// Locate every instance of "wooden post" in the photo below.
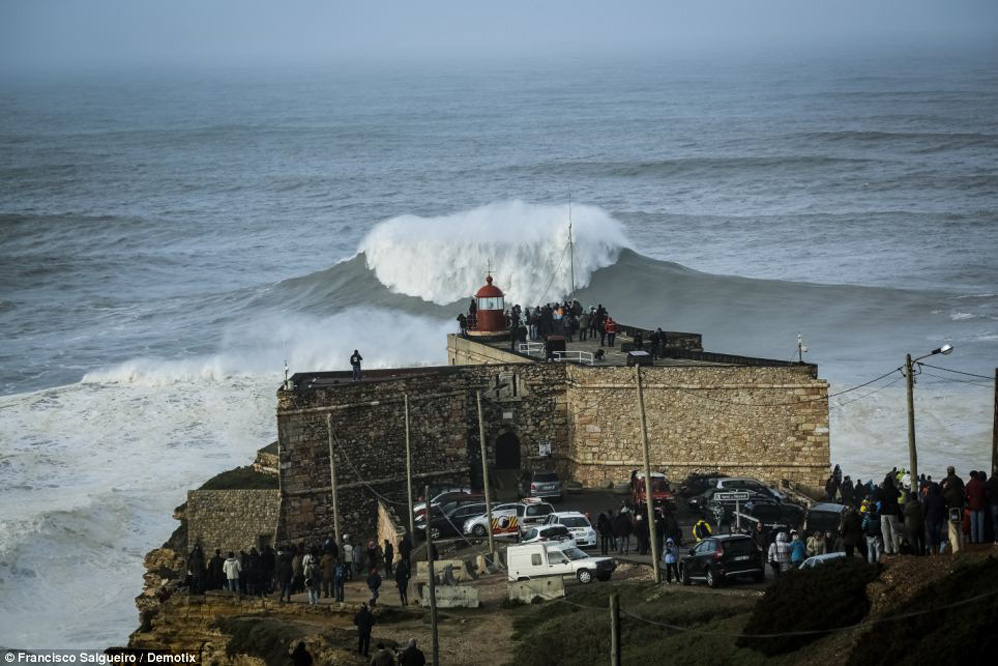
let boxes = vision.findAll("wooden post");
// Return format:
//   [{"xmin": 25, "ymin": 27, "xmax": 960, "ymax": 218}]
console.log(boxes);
[
  {"xmin": 635, "ymin": 365, "xmax": 661, "ymax": 583},
  {"xmin": 905, "ymin": 354, "xmax": 918, "ymax": 493},
  {"xmin": 405, "ymin": 394, "xmax": 415, "ymax": 540},
  {"xmin": 326, "ymin": 414, "xmax": 342, "ymax": 555},
  {"xmin": 609, "ymin": 593, "xmax": 621, "ymax": 666},
  {"xmin": 477, "ymin": 390, "xmax": 496, "ymax": 558},
  {"xmin": 425, "ymin": 484, "xmax": 440, "ymax": 666}
]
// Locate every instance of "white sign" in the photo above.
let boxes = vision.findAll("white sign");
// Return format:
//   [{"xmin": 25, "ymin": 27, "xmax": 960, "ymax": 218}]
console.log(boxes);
[{"xmin": 714, "ymin": 491, "xmax": 752, "ymax": 502}]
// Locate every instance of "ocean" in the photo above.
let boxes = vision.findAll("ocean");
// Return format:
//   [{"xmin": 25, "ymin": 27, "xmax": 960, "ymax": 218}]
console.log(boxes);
[{"xmin": 1, "ymin": 50, "xmax": 996, "ymax": 648}]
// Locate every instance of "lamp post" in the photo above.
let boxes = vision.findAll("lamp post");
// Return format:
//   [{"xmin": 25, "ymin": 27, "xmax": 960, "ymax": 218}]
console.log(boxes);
[{"xmin": 905, "ymin": 344, "xmax": 954, "ymax": 492}]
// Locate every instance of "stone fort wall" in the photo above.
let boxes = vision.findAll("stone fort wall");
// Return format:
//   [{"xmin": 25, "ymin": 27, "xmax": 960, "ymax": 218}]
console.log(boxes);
[
  {"xmin": 275, "ymin": 363, "xmax": 567, "ymax": 545},
  {"xmin": 186, "ymin": 489, "xmax": 280, "ymax": 554},
  {"xmin": 275, "ymin": 346, "xmax": 829, "ymax": 544},
  {"xmin": 564, "ymin": 364, "xmax": 829, "ymax": 493}
]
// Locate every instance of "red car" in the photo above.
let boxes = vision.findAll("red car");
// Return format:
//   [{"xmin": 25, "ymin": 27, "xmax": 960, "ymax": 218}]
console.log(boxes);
[{"xmin": 631, "ymin": 470, "xmax": 675, "ymax": 507}]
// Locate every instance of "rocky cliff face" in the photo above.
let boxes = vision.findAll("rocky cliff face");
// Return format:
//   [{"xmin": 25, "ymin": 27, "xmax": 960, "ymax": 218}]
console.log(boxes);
[{"xmin": 127, "ymin": 517, "xmax": 371, "ymax": 665}]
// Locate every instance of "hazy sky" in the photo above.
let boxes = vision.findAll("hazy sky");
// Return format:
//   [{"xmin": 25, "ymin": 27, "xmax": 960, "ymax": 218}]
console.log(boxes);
[{"xmin": 2, "ymin": 0, "xmax": 996, "ymax": 70}]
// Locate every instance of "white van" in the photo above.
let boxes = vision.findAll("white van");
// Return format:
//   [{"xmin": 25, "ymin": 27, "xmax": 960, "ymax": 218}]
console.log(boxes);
[{"xmin": 506, "ymin": 542, "xmax": 616, "ymax": 584}]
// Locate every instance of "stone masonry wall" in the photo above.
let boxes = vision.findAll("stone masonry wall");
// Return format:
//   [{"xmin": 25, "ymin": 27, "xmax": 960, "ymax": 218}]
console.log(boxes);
[
  {"xmin": 186, "ymin": 489, "xmax": 280, "ymax": 554},
  {"xmin": 565, "ymin": 364, "xmax": 830, "ymax": 493},
  {"xmin": 276, "ymin": 363, "xmax": 569, "ymax": 547}
]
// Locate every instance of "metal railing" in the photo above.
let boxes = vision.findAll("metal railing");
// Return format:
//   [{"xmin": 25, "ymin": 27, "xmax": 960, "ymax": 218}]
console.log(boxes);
[
  {"xmin": 518, "ymin": 342, "xmax": 545, "ymax": 357},
  {"xmin": 554, "ymin": 350, "xmax": 595, "ymax": 365}
]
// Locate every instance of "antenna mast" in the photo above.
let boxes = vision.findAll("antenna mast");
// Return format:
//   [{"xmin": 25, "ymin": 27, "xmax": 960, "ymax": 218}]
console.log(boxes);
[
  {"xmin": 797, "ymin": 332, "xmax": 808, "ymax": 364},
  {"xmin": 568, "ymin": 193, "xmax": 575, "ymax": 301}
]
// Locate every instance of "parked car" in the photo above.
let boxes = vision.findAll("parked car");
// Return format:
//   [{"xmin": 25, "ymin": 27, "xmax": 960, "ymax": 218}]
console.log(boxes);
[
  {"xmin": 714, "ymin": 477, "xmax": 787, "ymax": 502},
  {"xmin": 679, "ymin": 472, "xmax": 729, "ymax": 498},
  {"xmin": 543, "ymin": 511, "xmax": 597, "ymax": 548},
  {"xmin": 414, "ymin": 502, "xmax": 486, "ymax": 541},
  {"xmin": 520, "ymin": 524, "xmax": 575, "ymax": 546},
  {"xmin": 679, "ymin": 534, "xmax": 765, "ymax": 588},
  {"xmin": 413, "ymin": 490, "xmax": 482, "ymax": 516},
  {"xmin": 802, "ymin": 502, "xmax": 848, "ymax": 535},
  {"xmin": 716, "ymin": 499, "xmax": 804, "ymax": 538},
  {"xmin": 520, "ymin": 470, "xmax": 563, "ymax": 501},
  {"xmin": 506, "ymin": 542, "xmax": 616, "ymax": 584},
  {"xmin": 799, "ymin": 552, "xmax": 848, "ymax": 570},
  {"xmin": 463, "ymin": 500, "xmax": 555, "ymax": 538},
  {"xmin": 630, "ymin": 470, "xmax": 675, "ymax": 507},
  {"xmin": 688, "ymin": 486, "xmax": 776, "ymax": 516}
]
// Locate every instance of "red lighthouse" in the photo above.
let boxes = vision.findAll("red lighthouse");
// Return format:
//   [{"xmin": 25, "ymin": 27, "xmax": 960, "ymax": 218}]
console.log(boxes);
[{"xmin": 468, "ymin": 274, "xmax": 508, "ymax": 340}]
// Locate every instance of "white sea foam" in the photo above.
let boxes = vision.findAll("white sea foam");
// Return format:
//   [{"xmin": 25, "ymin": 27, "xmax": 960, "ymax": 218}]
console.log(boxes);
[
  {"xmin": 359, "ymin": 201, "xmax": 631, "ymax": 305},
  {"xmin": 0, "ymin": 308, "xmax": 451, "ymax": 648},
  {"xmin": 81, "ymin": 309, "xmax": 454, "ymax": 385}
]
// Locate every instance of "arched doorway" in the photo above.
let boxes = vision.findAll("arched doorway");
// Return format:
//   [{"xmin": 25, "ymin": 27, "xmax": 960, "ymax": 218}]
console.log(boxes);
[{"xmin": 495, "ymin": 432, "xmax": 521, "ymax": 470}]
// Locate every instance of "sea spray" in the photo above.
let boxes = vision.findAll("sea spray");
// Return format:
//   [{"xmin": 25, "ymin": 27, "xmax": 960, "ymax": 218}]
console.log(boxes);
[{"xmin": 359, "ymin": 201, "xmax": 630, "ymax": 305}]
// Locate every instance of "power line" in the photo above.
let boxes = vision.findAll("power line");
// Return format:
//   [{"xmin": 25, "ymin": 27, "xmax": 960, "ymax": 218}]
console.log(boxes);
[
  {"xmin": 918, "ymin": 371, "xmax": 993, "ymax": 388},
  {"xmin": 669, "ymin": 367, "xmax": 903, "ymax": 409},
  {"xmin": 830, "ymin": 375, "xmax": 905, "ymax": 409},
  {"xmin": 918, "ymin": 363, "xmax": 993, "ymax": 381}
]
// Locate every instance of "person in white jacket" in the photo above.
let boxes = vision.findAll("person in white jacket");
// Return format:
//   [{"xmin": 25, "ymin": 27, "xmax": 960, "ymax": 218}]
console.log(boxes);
[{"xmin": 222, "ymin": 551, "xmax": 242, "ymax": 593}]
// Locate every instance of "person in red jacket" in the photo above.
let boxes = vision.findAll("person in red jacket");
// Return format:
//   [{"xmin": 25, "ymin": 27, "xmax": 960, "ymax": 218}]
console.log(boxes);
[
  {"xmin": 965, "ymin": 470, "xmax": 987, "ymax": 543},
  {"xmin": 604, "ymin": 317, "xmax": 619, "ymax": 347}
]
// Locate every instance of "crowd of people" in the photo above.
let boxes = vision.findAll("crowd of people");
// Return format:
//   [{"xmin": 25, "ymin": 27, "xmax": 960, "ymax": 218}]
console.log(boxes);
[
  {"xmin": 187, "ymin": 533, "xmax": 415, "ymax": 607},
  {"xmin": 824, "ymin": 463, "xmax": 998, "ymax": 560},
  {"xmin": 458, "ymin": 297, "xmax": 674, "ymax": 359},
  {"xmin": 186, "ymin": 532, "xmax": 426, "ymax": 662}
]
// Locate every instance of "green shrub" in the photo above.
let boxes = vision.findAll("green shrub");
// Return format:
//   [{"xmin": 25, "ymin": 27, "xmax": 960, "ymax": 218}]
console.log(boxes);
[
  {"xmin": 847, "ymin": 556, "xmax": 998, "ymax": 666},
  {"xmin": 738, "ymin": 558, "xmax": 880, "ymax": 656}
]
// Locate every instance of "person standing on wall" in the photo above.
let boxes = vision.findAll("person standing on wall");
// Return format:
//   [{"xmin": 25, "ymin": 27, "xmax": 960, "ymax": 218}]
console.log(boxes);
[
  {"xmin": 604, "ymin": 316, "xmax": 619, "ymax": 347},
  {"xmin": 350, "ymin": 350, "xmax": 363, "ymax": 381}
]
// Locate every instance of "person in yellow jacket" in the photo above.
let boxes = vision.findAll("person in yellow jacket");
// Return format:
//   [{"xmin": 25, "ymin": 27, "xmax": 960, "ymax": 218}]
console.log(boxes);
[{"xmin": 693, "ymin": 518, "xmax": 712, "ymax": 542}]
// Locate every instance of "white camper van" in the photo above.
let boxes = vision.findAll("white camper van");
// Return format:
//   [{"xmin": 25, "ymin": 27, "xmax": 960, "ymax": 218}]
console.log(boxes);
[{"xmin": 505, "ymin": 542, "xmax": 616, "ymax": 584}]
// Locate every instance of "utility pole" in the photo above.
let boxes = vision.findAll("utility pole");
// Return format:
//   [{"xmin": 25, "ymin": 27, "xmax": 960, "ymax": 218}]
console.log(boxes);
[
  {"xmin": 992, "ymin": 368, "xmax": 997, "ymax": 477},
  {"xmin": 476, "ymin": 391, "xmax": 496, "ymax": 558},
  {"xmin": 905, "ymin": 354, "xmax": 918, "ymax": 493},
  {"xmin": 405, "ymin": 394, "xmax": 415, "ymax": 540},
  {"xmin": 634, "ymin": 365, "xmax": 661, "ymax": 583},
  {"xmin": 425, "ymin": 484, "xmax": 440, "ymax": 666},
  {"xmin": 326, "ymin": 414, "xmax": 342, "ymax": 555},
  {"xmin": 609, "ymin": 593, "xmax": 621, "ymax": 666}
]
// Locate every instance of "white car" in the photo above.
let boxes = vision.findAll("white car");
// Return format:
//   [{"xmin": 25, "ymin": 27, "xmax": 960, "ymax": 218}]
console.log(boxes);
[
  {"xmin": 506, "ymin": 542, "xmax": 616, "ymax": 584},
  {"xmin": 543, "ymin": 511, "xmax": 597, "ymax": 548},
  {"xmin": 463, "ymin": 501, "xmax": 555, "ymax": 538},
  {"xmin": 520, "ymin": 524, "xmax": 576, "ymax": 546}
]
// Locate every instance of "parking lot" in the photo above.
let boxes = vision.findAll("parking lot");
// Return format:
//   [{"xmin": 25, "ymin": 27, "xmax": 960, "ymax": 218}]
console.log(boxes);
[{"xmin": 433, "ymin": 487, "xmax": 779, "ymax": 590}]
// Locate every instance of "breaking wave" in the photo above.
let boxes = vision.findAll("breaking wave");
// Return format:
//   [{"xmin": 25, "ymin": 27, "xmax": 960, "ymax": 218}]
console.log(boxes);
[{"xmin": 359, "ymin": 201, "xmax": 630, "ymax": 305}]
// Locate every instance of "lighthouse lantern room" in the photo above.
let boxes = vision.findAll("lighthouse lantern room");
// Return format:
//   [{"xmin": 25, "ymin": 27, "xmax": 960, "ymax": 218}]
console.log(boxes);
[{"xmin": 468, "ymin": 274, "xmax": 508, "ymax": 339}]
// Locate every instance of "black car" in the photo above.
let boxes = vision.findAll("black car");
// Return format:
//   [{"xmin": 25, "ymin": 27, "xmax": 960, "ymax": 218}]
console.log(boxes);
[
  {"xmin": 415, "ymin": 502, "xmax": 486, "ymax": 541},
  {"xmin": 679, "ymin": 534, "xmax": 765, "ymax": 588},
  {"xmin": 688, "ymin": 486, "xmax": 776, "ymax": 516},
  {"xmin": 715, "ymin": 499, "xmax": 804, "ymax": 536},
  {"xmin": 802, "ymin": 502, "xmax": 848, "ymax": 535},
  {"xmin": 678, "ymin": 472, "xmax": 729, "ymax": 498}
]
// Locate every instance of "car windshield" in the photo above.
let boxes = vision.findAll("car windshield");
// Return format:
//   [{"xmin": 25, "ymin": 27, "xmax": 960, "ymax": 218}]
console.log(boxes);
[
  {"xmin": 563, "ymin": 547, "xmax": 589, "ymax": 560},
  {"xmin": 534, "ymin": 472, "xmax": 559, "ymax": 482},
  {"xmin": 561, "ymin": 517, "xmax": 589, "ymax": 527}
]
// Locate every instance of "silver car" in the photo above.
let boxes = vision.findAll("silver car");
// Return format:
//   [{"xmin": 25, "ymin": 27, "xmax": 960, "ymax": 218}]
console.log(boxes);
[{"xmin": 524, "ymin": 470, "xmax": 562, "ymax": 501}]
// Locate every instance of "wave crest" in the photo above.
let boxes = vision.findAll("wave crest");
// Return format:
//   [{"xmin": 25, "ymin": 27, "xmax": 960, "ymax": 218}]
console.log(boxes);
[{"xmin": 359, "ymin": 201, "xmax": 630, "ymax": 305}]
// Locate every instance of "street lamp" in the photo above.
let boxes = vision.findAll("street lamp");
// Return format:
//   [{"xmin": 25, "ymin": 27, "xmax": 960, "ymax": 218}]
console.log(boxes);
[{"xmin": 905, "ymin": 344, "xmax": 954, "ymax": 493}]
